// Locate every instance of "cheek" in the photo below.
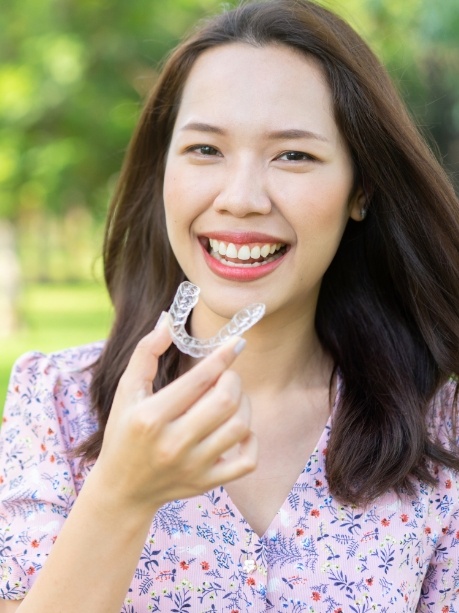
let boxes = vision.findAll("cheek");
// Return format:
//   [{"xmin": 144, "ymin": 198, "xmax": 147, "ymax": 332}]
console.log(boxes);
[
  {"xmin": 311, "ymin": 169, "xmax": 355, "ymax": 228},
  {"xmin": 163, "ymin": 163, "xmax": 209, "ymax": 260},
  {"xmin": 163, "ymin": 164, "xmax": 191, "ymax": 241},
  {"xmin": 287, "ymin": 186, "xmax": 350, "ymax": 234},
  {"xmin": 281, "ymin": 179, "xmax": 353, "ymax": 265},
  {"xmin": 163, "ymin": 161, "xmax": 213, "ymax": 223},
  {"xmin": 163, "ymin": 163, "xmax": 181, "ymax": 214},
  {"xmin": 163, "ymin": 167, "xmax": 183, "ymax": 252}
]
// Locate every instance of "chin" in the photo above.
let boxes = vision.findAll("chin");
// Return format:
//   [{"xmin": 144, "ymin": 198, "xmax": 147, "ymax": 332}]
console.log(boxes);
[
  {"xmin": 195, "ymin": 290, "xmax": 264, "ymax": 323},
  {"xmin": 203, "ymin": 298, "xmax": 249, "ymax": 323}
]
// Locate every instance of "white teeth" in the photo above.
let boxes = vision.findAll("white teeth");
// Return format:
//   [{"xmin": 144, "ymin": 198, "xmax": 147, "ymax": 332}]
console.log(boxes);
[
  {"xmin": 207, "ymin": 238, "xmax": 286, "ymax": 262},
  {"xmin": 251, "ymin": 245, "xmax": 261, "ymax": 259},
  {"xmin": 260, "ymin": 244, "xmax": 270, "ymax": 258},
  {"xmin": 238, "ymin": 245, "xmax": 251, "ymax": 260},
  {"xmin": 210, "ymin": 250, "xmax": 283, "ymax": 267},
  {"xmin": 226, "ymin": 243, "xmax": 238, "ymax": 258},
  {"xmin": 209, "ymin": 238, "xmax": 285, "ymax": 268}
]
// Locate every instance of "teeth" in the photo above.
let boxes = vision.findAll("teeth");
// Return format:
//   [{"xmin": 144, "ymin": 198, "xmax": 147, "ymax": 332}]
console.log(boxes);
[
  {"xmin": 238, "ymin": 245, "xmax": 251, "ymax": 260},
  {"xmin": 226, "ymin": 243, "xmax": 238, "ymax": 258},
  {"xmin": 260, "ymin": 244, "xmax": 270, "ymax": 258},
  {"xmin": 210, "ymin": 250, "xmax": 284, "ymax": 268},
  {"xmin": 207, "ymin": 238, "xmax": 285, "ymax": 261}
]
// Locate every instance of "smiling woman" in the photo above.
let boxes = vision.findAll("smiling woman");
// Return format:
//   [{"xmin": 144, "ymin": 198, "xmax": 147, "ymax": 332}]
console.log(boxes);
[
  {"xmin": 1, "ymin": 1, "xmax": 459, "ymax": 612},
  {"xmin": 164, "ymin": 44, "xmax": 360, "ymax": 306}
]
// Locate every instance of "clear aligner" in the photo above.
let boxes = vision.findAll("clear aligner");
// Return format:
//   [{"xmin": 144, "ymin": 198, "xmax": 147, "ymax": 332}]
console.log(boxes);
[{"xmin": 167, "ymin": 281, "xmax": 266, "ymax": 357}]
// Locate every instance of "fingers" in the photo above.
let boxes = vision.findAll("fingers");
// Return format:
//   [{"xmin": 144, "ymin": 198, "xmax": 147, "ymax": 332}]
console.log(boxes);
[
  {"xmin": 170, "ymin": 381, "xmax": 254, "ymax": 487},
  {"xmin": 177, "ymin": 370, "xmax": 243, "ymax": 444},
  {"xmin": 207, "ymin": 432, "xmax": 258, "ymax": 486},
  {"xmin": 158, "ymin": 390, "xmax": 256, "ymax": 496},
  {"xmin": 153, "ymin": 336, "xmax": 246, "ymax": 421},
  {"xmin": 193, "ymin": 390, "xmax": 252, "ymax": 458},
  {"xmin": 119, "ymin": 313, "xmax": 173, "ymax": 400},
  {"xmin": 101, "ymin": 312, "xmax": 257, "ymax": 509}
]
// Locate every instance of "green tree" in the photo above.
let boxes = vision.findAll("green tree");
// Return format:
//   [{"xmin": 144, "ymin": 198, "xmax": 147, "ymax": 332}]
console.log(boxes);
[
  {"xmin": 327, "ymin": 0, "xmax": 459, "ymax": 189},
  {"xmin": 0, "ymin": 0, "xmax": 457, "ymax": 224},
  {"xmin": 0, "ymin": 0, "xmax": 230, "ymax": 220}
]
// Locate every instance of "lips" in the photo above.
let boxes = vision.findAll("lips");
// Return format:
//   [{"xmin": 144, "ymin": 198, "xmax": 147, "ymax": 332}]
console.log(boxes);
[
  {"xmin": 209, "ymin": 238, "xmax": 286, "ymax": 264},
  {"xmin": 199, "ymin": 232, "xmax": 289, "ymax": 280}
]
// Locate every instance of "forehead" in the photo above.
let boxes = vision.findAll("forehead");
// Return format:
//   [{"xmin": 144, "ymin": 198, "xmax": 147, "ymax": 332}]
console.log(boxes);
[{"xmin": 174, "ymin": 43, "xmax": 338, "ymax": 140}]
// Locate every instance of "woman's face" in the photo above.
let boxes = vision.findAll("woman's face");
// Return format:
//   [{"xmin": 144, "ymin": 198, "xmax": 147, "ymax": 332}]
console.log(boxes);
[{"xmin": 164, "ymin": 43, "xmax": 363, "ymax": 324}]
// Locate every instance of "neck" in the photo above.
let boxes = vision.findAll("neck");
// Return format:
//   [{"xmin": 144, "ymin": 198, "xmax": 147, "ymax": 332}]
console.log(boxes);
[{"xmin": 187, "ymin": 302, "xmax": 333, "ymax": 398}]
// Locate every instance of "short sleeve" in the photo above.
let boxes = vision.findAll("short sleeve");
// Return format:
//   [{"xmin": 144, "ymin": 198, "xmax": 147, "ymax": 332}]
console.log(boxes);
[
  {"xmin": 416, "ymin": 464, "xmax": 459, "ymax": 612},
  {"xmin": 417, "ymin": 380, "xmax": 459, "ymax": 611},
  {"xmin": 0, "ymin": 347, "xmax": 100, "ymax": 600}
]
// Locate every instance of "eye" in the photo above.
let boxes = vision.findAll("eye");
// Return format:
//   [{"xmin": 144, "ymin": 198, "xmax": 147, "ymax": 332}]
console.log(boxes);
[
  {"xmin": 188, "ymin": 145, "xmax": 221, "ymax": 156},
  {"xmin": 277, "ymin": 151, "xmax": 315, "ymax": 162}
]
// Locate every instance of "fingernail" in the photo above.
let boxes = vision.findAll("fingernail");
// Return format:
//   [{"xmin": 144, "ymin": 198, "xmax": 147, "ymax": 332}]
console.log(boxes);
[
  {"xmin": 233, "ymin": 338, "xmax": 246, "ymax": 355},
  {"xmin": 154, "ymin": 311, "xmax": 169, "ymax": 330}
]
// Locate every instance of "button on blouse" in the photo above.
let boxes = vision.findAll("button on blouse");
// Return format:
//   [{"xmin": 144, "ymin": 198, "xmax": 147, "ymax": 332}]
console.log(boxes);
[{"xmin": 0, "ymin": 344, "xmax": 458, "ymax": 612}]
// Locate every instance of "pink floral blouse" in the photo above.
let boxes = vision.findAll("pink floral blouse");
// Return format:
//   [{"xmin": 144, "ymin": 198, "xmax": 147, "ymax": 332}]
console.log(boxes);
[{"xmin": 0, "ymin": 343, "xmax": 458, "ymax": 612}]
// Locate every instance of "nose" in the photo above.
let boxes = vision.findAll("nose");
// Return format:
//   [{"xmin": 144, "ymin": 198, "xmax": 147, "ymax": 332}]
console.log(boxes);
[{"xmin": 212, "ymin": 158, "xmax": 272, "ymax": 217}]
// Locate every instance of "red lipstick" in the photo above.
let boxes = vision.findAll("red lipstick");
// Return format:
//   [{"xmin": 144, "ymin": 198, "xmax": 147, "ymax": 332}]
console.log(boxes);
[
  {"xmin": 203, "ymin": 231, "xmax": 286, "ymax": 245},
  {"xmin": 200, "ymin": 240, "xmax": 288, "ymax": 282}
]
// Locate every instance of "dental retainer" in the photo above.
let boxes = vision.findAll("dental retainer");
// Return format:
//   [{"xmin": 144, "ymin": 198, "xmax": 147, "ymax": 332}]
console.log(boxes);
[{"xmin": 168, "ymin": 281, "xmax": 266, "ymax": 358}]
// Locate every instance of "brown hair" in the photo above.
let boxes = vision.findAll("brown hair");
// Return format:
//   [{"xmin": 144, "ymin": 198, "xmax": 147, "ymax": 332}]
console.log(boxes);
[{"xmin": 78, "ymin": 0, "xmax": 459, "ymax": 505}]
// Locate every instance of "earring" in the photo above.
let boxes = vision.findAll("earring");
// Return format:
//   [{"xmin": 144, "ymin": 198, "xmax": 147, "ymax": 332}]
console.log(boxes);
[{"xmin": 360, "ymin": 206, "xmax": 367, "ymax": 220}]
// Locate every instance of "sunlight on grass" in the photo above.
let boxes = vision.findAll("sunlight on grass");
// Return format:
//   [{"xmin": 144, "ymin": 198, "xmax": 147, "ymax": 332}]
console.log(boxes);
[{"xmin": 0, "ymin": 282, "xmax": 113, "ymax": 412}]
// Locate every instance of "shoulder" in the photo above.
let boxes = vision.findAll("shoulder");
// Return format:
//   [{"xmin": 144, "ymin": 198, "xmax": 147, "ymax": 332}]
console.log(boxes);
[
  {"xmin": 2, "ymin": 342, "xmax": 105, "ymax": 450},
  {"xmin": 8, "ymin": 341, "xmax": 105, "ymax": 383},
  {"xmin": 0, "ymin": 343, "xmax": 104, "ymax": 597},
  {"xmin": 426, "ymin": 377, "xmax": 458, "ymax": 449},
  {"xmin": 424, "ymin": 378, "xmax": 459, "ymax": 511},
  {"xmin": 6, "ymin": 341, "xmax": 104, "ymax": 396}
]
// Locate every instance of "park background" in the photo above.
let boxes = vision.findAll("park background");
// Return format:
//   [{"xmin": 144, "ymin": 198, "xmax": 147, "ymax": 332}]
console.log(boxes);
[{"xmin": 0, "ymin": 0, "xmax": 458, "ymax": 412}]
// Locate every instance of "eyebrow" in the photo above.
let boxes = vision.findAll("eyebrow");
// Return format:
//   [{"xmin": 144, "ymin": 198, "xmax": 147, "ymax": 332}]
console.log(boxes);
[{"xmin": 180, "ymin": 122, "xmax": 329, "ymax": 143}]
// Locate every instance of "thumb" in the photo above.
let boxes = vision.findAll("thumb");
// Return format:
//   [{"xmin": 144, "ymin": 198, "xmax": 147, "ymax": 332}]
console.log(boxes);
[{"xmin": 119, "ymin": 312, "xmax": 173, "ymax": 400}]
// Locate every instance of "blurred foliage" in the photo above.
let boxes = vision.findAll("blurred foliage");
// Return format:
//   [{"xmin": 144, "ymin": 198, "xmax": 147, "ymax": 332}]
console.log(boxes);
[
  {"xmin": 0, "ymin": 0, "xmax": 457, "ymax": 400},
  {"xmin": 330, "ymin": 0, "xmax": 459, "ymax": 186},
  {"xmin": 0, "ymin": 0, "xmax": 457, "ymax": 223},
  {"xmin": 0, "ymin": 281, "xmax": 112, "ymax": 410},
  {"xmin": 0, "ymin": 0, "xmax": 236, "ymax": 220}
]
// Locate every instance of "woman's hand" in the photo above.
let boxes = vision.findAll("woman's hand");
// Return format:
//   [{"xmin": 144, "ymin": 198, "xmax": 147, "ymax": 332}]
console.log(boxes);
[{"xmin": 88, "ymin": 314, "xmax": 257, "ymax": 514}]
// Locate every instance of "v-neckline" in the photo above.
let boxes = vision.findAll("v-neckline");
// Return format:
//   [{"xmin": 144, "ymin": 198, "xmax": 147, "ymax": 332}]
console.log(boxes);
[{"xmin": 221, "ymin": 410, "xmax": 333, "ymax": 540}]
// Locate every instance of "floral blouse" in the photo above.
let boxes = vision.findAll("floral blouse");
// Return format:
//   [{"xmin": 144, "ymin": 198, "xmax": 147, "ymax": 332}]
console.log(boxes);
[{"xmin": 0, "ymin": 343, "xmax": 458, "ymax": 613}]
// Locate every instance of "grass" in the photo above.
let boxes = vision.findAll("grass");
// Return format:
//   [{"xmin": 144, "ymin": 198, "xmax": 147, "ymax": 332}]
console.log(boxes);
[{"xmin": 0, "ymin": 282, "xmax": 113, "ymax": 415}]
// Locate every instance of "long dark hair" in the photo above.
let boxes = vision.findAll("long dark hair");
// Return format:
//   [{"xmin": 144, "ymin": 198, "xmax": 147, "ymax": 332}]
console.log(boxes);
[{"xmin": 78, "ymin": 0, "xmax": 459, "ymax": 505}]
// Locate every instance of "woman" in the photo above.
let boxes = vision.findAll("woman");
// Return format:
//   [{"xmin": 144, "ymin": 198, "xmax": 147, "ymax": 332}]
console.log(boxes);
[{"xmin": 1, "ymin": 1, "xmax": 458, "ymax": 611}]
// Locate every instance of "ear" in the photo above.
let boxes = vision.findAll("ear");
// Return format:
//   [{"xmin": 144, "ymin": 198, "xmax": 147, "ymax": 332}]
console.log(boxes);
[{"xmin": 349, "ymin": 186, "xmax": 367, "ymax": 222}]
